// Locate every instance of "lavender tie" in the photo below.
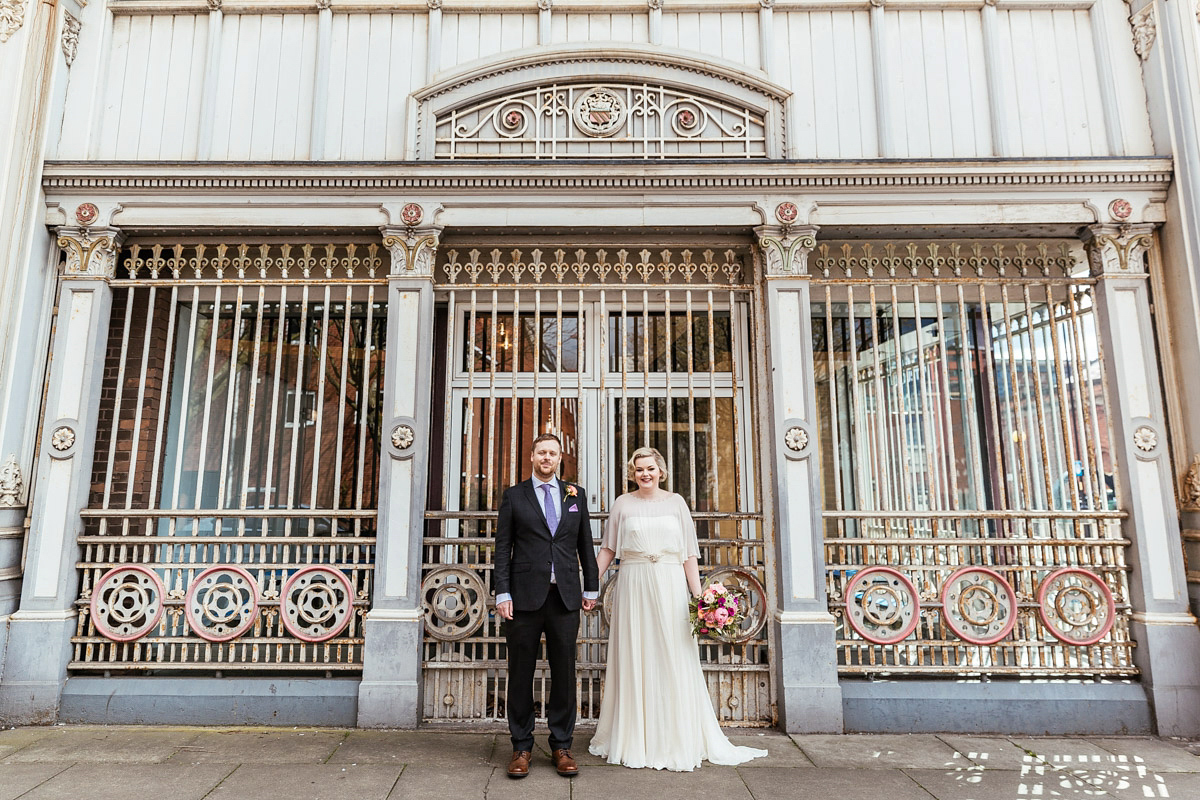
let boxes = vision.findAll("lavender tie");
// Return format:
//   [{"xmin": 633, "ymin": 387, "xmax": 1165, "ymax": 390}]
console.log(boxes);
[{"xmin": 541, "ymin": 483, "xmax": 559, "ymax": 535}]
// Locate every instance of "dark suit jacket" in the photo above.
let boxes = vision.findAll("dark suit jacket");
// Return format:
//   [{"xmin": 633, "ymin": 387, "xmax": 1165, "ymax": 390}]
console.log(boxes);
[{"xmin": 494, "ymin": 479, "xmax": 600, "ymax": 611}]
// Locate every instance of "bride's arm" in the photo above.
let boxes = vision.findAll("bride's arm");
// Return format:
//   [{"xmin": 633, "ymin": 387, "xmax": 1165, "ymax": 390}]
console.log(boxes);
[
  {"xmin": 596, "ymin": 547, "xmax": 616, "ymax": 575},
  {"xmin": 683, "ymin": 557, "xmax": 702, "ymax": 598}
]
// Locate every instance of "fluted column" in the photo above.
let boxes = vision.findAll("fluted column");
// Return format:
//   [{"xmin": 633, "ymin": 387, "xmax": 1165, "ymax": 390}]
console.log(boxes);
[
  {"xmin": 357, "ymin": 205, "xmax": 442, "ymax": 727},
  {"xmin": 755, "ymin": 204, "xmax": 842, "ymax": 733},
  {"xmin": 0, "ymin": 222, "xmax": 122, "ymax": 723},
  {"xmin": 1081, "ymin": 224, "xmax": 1200, "ymax": 736}
]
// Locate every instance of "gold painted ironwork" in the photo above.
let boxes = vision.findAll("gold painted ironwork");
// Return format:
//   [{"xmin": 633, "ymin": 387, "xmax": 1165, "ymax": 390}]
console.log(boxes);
[
  {"xmin": 71, "ymin": 242, "xmax": 385, "ymax": 672},
  {"xmin": 422, "ymin": 245, "xmax": 774, "ymax": 725},
  {"xmin": 813, "ymin": 240, "xmax": 1135, "ymax": 676}
]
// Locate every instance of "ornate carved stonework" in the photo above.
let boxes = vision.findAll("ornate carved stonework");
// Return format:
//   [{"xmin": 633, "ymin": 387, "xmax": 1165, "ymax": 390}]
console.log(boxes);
[
  {"xmin": 784, "ymin": 426, "xmax": 808, "ymax": 452},
  {"xmin": 0, "ymin": 0, "xmax": 25, "ymax": 43},
  {"xmin": 51, "ymin": 425, "xmax": 76, "ymax": 451},
  {"xmin": 1130, "ymin": 6, "xmax": 1156, "ymax": 61},
  {"xmin": 1133, "ymin": 425, "xmax": 1157, "ymax": 453},
  {"xmin": 756, "ymin": 225, "xmax": 818, "ymax": 276},
  {"xmin": 1183, "ymin": 454, "xmax": 1200, "ymax": 511},
  {"xmin": 61, "ymin": 12, "xmax": 80, "ymax": 66},
  {"xmin": 58, "ymin": 227, "xmax": 123, "ymax": 278},
  {"xmin": 316, "ymin": 0, "xmax": 331, "ymax": 9},
  {"xmin": 1081, "ymin": 225, "xmax": 1154, "ymax": 276},
  {"xmin": 392, "ymin": 424, "xmax": 415, "ymax": 450},
  {"xmin": 426, "ymin": 0, "xmax": 441, "ymax": 8},
  {"xmin": 572, "ymin": 87, "xmax": 627, "ymax": 138},
  {"xmin": 537, "ymin": 0, "xmax": 551, "ymax": 9},
  {"xmin": 206, "ymin": 0, "xmax": 222, "ymax": 9},
  {"xmin": 382, "ymin": 227, "xmax": 440, "ymax": 276},
  {"xmin": 0, "ymin": 454, "xmax": 22, "ymax": 506}
]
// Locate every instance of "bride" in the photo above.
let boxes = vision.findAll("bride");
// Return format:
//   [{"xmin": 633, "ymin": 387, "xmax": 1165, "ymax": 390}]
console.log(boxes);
[{"xmin": 588, "ymin": 446, "xmax": 768, "ymax": 771}]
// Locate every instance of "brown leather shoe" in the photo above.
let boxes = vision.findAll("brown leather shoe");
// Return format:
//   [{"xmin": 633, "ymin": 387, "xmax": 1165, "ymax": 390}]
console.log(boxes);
[
  {"xmin": 507, "ymin": 750, "xmax": 531, "ymax": 778},
  {"xmin": 552, "ymin": 748, "xmax": 579, "ymax": 777}
]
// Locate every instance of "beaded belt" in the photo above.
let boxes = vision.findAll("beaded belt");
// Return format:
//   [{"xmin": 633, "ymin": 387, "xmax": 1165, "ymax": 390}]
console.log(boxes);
[{"xmin": 620, "ymin": 551, "xmax": 683, "ymax": 565}]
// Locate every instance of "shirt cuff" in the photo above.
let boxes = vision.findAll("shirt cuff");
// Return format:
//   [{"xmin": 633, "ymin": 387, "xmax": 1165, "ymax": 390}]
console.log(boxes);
[
  {"xmin": 495, "ymin": 593, "xmax": 512, "ymax": 605},
  {"xmin": 582, "ymin": 591, "xmax": 599, "ymax": 600}
]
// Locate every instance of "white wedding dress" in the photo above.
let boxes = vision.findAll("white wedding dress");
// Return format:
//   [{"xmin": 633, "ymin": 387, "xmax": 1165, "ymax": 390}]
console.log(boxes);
[{"xmin": 589, "ymin": 492, "xmax": 768, "ymax": 771}]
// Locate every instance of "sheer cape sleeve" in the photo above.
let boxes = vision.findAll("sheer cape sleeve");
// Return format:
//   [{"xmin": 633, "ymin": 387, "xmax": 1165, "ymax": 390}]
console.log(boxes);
[
  {"xmin": 600, "ymin": 494, "xmax": 625, "ymax": 553},
  {"xmin": 675, "ymin": 494, "xmax": 701, "ymax": 560}
]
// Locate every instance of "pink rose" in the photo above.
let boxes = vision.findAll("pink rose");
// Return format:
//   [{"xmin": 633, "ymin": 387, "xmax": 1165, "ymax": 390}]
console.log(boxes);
[
  {"xmin": 714, "ymin": 607, "xmax": 730, "ymax": 626},
  {"xmin": 703, "ymin": 610, "xmax": 717, "ymax": 624},
  {"xmin": 710, "ymin": 582, "xmax": 728, "ymax": 595}
]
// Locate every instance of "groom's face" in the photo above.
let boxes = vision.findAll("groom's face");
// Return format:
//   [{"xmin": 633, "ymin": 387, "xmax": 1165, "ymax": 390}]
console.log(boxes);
[{"xmin": 530, "ymin": 439, "xmax": 562, "ymax": 482}]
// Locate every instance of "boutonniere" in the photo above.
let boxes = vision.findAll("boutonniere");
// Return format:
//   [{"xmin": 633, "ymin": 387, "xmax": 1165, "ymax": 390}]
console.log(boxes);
[{"xmin": 563, "ymin": 484, "xmax": 578, "ymax": 498}]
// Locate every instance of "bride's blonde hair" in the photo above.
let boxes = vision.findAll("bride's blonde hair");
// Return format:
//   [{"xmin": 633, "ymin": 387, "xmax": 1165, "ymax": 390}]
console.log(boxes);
[{"xmin": 626, "ymin": 447, "xmax": 668, "ymax": 483}]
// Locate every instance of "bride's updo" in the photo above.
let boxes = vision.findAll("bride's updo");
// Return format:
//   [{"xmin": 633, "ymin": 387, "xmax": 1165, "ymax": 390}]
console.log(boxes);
[{"xmin": 626, "ymin": 446, "xmax": 668, "ymax": 483}]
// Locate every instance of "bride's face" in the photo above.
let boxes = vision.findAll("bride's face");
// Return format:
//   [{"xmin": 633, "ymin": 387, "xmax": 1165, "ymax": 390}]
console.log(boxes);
[{"xmin": 633, "ymin": 457, "xmax": 662, "ymax": 489}]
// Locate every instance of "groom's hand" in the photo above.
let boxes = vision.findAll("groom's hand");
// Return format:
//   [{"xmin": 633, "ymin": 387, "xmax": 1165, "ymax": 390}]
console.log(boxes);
[
  {"xmin": 581, "ymin": 598, "xmax": 596, "ymax": 611},
  {"xmin": 497, "ymin": 600, "xmax": 514, "ymax": 620}
]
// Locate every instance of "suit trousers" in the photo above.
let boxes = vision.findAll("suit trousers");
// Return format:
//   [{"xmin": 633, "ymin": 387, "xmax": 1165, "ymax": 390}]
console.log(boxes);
[{"xmin": 505, "ymin": 586, "xmax": 579, "ymax": 751}]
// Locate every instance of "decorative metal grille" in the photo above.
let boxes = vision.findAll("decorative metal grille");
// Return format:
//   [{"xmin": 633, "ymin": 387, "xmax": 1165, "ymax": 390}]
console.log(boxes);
[
  {"xmin": 72, "ymin": 242, "xmax": 386, "ymax": 672},
  {"xmin": 434, "ymin": 82, "xmax": 768, "ymax": 160},
  {"xmin": 813, "ymin": 240, "xmax": 1135, "ymax": 676},
  {"xmin": 421, "ymin": 245, "xmax": 774, "ymax": 725}
]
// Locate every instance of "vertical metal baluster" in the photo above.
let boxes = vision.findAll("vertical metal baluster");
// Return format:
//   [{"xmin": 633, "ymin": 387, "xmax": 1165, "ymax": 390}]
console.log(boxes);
[
  {"xmin": 998, "ymin": 285, "xmax": 1032, "ymax": 509},
  {"xmin": 599, "ymin": 290, "xmax": 608, "ymax": 507},
  {"xmin": 642, "ymin": 289, "xmax": 650, "ymax": 449},
  {"xmin": 535, "ymin": 289, "xmax": 543, "ymax": 434},
  {"xmin": 355, "ymin": 286, "xmax": 377, "ymax": 519},
  {"xmin": 508, "ymin": 290, "xmax": 520, "ymax": 488},
  {"xmin": 101, "ymin": 285, "xmax": 136, "ymax": 539},
  {"xmin": 909, "ymin": 283, "xmax": 934, "ymax": 520},
  {"xmin": 331, "ymin": 288, "xmax": 353, "ymax": 514},
  {"xmin": 168, "ymin": 285, "xmax": 203, "ymax": 536},
  {"xmin": 933, "ymin": 284, "xmax": 961, "ymax": 511},
  {"xmin": 620, "ymin": 289, "xmax": 629, "ymax": 474},
  {"xmin": 824, "ymin": 285, "xmax": 843, "ymax": 512},
  {"xmin": 238, "ymin": 284, "xmax": 268, "ymax": 540},
  {"xmin": 284, "ymin": 286, "xmax": 311, "ymax": 537},
  {"xmin": 1040, "ymin": 289, "xmax": 1070, "ymax": 512},
  {"xmin": 976, "ymin": 284, "xmax": 1009, "ymax": 510},
  {"xmin": 727, "ymin": 287, "xmax": 744, "ymax": 534},
  {"xmin": 261, "ymin": 286, "xmax": 289, "ymax": 535},
  {"xmin": 845, "ymin": 287, "xmax": 866, "ymax": 511},
  {"xmin": 955, "ymin": 283, "xmax": 987, "ymax": 511},
  {"xmin": 706, "ymin": 289, "xmax": 719, "ymax": 509},
  {"xmin": 1044, "ymin": 283, "xmax": 1083, "ymax": 553},
  {"xmin": 1021, "ymin": 283, "xmax": 1055, "ymax": 509},
  {"xmin": 441, "ymin": 291, "xmax": 457, "ymax": 514},
  {"xmin": 1083, "ymin": 285, "xmax": 1122, "ymax": 508},
  {"xmin": 887, "ymin": 285, "xmax": 915, "ymax": 511},
  {"xmin": 577, "ymin": 286, "xmax": 585, "ymax": 492},
  {"xmin": 555, "ymin": 288, "xmax": 564, "ymax": 437},
  {"xmin": 486, "ymin": 293, "xmax": 499, "ymax": 508},
  {"xmin": 308, "ymin": 286, "xmax": 332, "ymax": 511},
  {"xmin": 867, "ymin": 284, "xmax": 892, "ymax": 512},
  {"xmin": 215, "ymin": 287, "xmax": 246, "ymax": 521},
  {"xmin": 685, "ymin": 290, "xmax": 697, "ymax": 509},
  {"xmin": 464, "ymin": 291, "xmax": 478, "ymax": 508},
  {"xmin": 1065, "ymin": 286, "xmax": 1100, "ymax": 510},
  {"xmin": 126, "ymin": 283, "xmax": 159, "ymax": 534},
  {"xmin": 664, "ymin": 289, "xmax": 674, "ymax": 494},
  {"xmin": 194, "ymin": 285, "xmax": 223, "ymax": 516}
]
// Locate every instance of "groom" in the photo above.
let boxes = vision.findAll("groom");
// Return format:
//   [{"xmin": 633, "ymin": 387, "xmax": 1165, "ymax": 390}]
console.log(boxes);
[{"xmin": 494, "ymin": 432, "xmax": 600, "ymax": 779}]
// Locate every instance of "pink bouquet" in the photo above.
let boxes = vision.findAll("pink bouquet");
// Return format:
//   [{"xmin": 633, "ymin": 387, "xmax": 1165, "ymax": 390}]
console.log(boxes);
[{"xmin": 688, "ymin": 581, "xmax": 747, "ymax": 639}]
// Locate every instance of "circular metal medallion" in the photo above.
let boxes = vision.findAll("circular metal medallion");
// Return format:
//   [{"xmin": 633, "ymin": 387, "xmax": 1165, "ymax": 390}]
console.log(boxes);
[
  {"xmin": 1108, "ymin": 198, "xmax": 1133, "ymax": 221},
  {"xmin": 573, "ymin": 87, "xmax": 627, "ymax": 138},
  {"xmin": 701, "ymin": 567, "xmax": 768, "ymax": 644},
  {"xmin": 90, "ymin": 565, "xmax": 166, "ymax": 642},
  {"xmin": 420, "ymin": 567, "xmax": 488, "ymax": 641},
  {"xmin": 844, "ymin": 566, "xmax": 921, "ymax": 644},
  {"xmin": 1038, "ymin": 567, "xmax": 1116, "ymax": 646},
  {"xmin": 776, "ymin": 202, "xmax": 799, "ymax": 225},
  {"xmin": 400, "ymin": 203, "xmax": 423, "ymax": 226},
  {"xmin": 185, "ymin": 565, "xmax": 260, "ymax": 642},
  {"xmin": 75, "ymin": 203, "xmax": 99, "ymax": 226},
  {"xmin": 280, "ymin": 566, "xmax": 356, "ymax": 643},
  {"xmin": 940, "ymin": 567, "xmax": 1017, "ymax": 645}
]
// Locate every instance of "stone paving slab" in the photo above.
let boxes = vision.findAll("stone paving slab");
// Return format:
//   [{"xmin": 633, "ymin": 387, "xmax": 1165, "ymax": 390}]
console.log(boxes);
[
  {"xmin": 0, "ymin": 764, "xmax": 71, "ymax": 800},
  {"xmin": 1007, "ymin": 737, "xmax": 1118, "ymax": 768},
  {"xmin": 1, "ymin": 727, "xmax": 200, "ymax": 764},
  {"xmin": 903, "ymin": 766, "xmax": 1123, "ymax": 799},
  {"xmin": 1091, "ymin": 736, "xmax": 1200, "ymax": 772},
  {"xmin": 167, "ymin": 729, "xmax": 346, "ymax": 764},
  {"xmin": 390, "ymin": 764, "xmax": 496, "ymax": 800},
  {"xmin": 934, "ymin": 735, "xmax": 1047, "ymax": 771},
  {"xmin": 791, "ymin": 733, "xmax": 969, "ymax": 770},
  {"xmin": 204, "ymin": 764, "xmax": 403, "ymax": 800},
  {"xmin": 1096, "ymin": 770, "xmax": 1200, "ymax": 800},
  {"xmin": 486, "ymin": 763, "xmax": 575, "ymax": 800},
  {"xmin": 18, "ymin": 763, "xmax": 233, "ymax": 800},
  {"xmin": 0, "ymin": 728, "xmax": 53, "ymax": 760},
  {"xmin": 571, "ymin": 763, "xmax": 753, "ymax": 800},
  {"xmin": 330, "ymin": 730, "xmax": 496, "ymax": 767},
  {"xmin": 739, "ymin": 766, "xmax": 935, "ymax": 800}
]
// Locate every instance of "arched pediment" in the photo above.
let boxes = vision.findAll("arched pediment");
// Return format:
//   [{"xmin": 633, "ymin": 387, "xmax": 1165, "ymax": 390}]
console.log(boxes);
[{"xmin": 412, "ymin": 45, "xmax": 791, "ymax": 160}]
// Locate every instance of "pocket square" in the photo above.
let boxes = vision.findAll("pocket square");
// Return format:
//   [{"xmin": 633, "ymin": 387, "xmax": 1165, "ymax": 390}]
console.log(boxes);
[{"xmin": 568, "ymin": 504, "xmax": 579, "ymax": 513}]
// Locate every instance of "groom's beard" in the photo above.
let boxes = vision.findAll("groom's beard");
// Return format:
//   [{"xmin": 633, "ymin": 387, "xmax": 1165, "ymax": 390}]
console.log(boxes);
[{"xmin": 532, "ymin": 464, "xmax": 558, "ymax": 482}]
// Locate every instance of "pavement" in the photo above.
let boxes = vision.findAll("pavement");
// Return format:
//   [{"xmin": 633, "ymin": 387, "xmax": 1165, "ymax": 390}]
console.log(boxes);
[{"xmin": 1, "ymin": 725, "xmax": 1199, "ymax": 800}]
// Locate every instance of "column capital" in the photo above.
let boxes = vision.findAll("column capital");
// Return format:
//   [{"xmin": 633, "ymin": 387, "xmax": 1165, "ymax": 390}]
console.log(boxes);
[
  {"xmin": 55, "ymin": 226, "xmax": 124, "ymax": 280},
  {"xmin": 1079, "ymin": 223, "xmax": 1155, "ymax": 277},
  {"xmin": 381, "ymin": 224, "xmax": 442, "ymax": 278},
  {"xmin": 754, "ymin": 224, "xmax": 818, "ymax": 277}
]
